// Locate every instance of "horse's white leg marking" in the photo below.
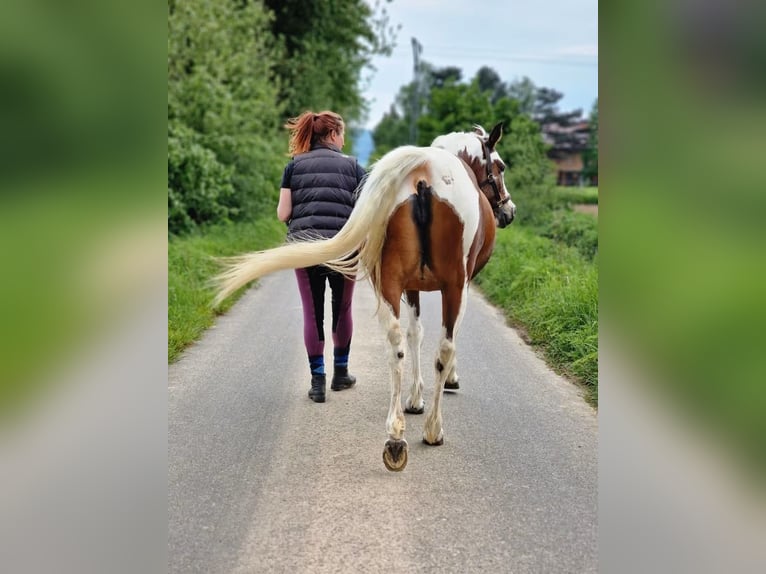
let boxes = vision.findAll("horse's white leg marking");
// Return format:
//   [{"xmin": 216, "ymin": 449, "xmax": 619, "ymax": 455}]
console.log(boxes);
[
  {"xmin": 446, "ymin": 288, "xmax": 468, "ymax": 387},
  {"xmin": 380, "ymin": 301, "xmax": 406, "ymax": 440},
  {"xmin": 404, "ymin": 300, "xmax": 425, "ymax": 413},
  {"xmin": 446, "ymin": 360, "xmax": 459, "ymax": 386},
  {"xmin": 423, "ymin": 286, "xmax": 467, "ymax": 444},
  {"xmin": 423, "ymin": 332, "xmax": 454, "ymax": 444}
]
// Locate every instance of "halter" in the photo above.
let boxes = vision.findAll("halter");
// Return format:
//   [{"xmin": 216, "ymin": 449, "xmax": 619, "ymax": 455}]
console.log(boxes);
[{"xmin": 478, "ymin": 139, "xmax": 512, "ymax": 209}]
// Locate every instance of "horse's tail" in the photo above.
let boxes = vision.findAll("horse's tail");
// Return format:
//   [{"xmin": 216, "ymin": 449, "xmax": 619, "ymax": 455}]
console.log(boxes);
[
  {"xmin": 213, "ymin": 145, "xmax": 429, "ymax": 307},
  {"xmin": 212, "ymin": 232, "xmax": 358, "ymax": 308}
]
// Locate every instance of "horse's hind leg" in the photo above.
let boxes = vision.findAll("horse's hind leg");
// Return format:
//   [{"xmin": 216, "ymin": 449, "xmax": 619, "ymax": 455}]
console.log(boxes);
[
  {"xmin": 440, "ymin": 298, "xmax": 460, "ymax": 390},
  {"xmin": 404, "ymin": 290, "xmax": 425, "ymax": 414},
  {"xmin": 379, "ymin": 288, "xmax": 408, "ymax": 471},
  {"xmin": 423, "ymin": 284, "xmax": 467, "ymax": 445}
]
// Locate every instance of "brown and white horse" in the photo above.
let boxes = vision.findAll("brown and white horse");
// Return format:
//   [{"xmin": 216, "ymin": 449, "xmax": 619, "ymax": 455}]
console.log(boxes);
[{"xmin": 214, "ymin": 123, "xmax": 515, "ymax": 471}]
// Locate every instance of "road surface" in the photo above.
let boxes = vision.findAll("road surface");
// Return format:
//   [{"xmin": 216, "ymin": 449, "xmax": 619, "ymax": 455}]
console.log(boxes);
[{"xmin": 169, "ymin": 270, "xmax": 597, "ymax": 573}]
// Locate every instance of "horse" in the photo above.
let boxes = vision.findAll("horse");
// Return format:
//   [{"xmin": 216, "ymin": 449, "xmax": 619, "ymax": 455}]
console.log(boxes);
[{"xmin": 214, "ymin": 122, "xmax": 516, "ymax": 471}]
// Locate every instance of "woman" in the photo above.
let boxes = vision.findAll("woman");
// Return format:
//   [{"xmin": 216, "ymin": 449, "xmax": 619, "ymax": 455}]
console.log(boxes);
[{"xmin": 278, "ymin": 110, "xmax": 367, "ymax": 403}]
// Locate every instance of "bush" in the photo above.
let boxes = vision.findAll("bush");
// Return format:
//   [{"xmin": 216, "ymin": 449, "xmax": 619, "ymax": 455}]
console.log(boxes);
[
  {"xmin": 509, "ymin": 183, "xmax": 558, "ymax": 230},
  {"xmin": 542, "ymin": 210, "xmax": 599, "ymax": 259},
  {"xmin": 167, "ymin": 122, "xmax": 235, "ymax": 235},
  {"xmin": 168, "ymin": 0, "xmax": 284, "ymax": 234}
]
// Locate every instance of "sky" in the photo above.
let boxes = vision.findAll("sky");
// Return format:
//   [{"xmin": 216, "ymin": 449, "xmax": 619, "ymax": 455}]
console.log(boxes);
[{"xmin": 360, "ymin": 0, "xmax": 598, "ymax": 129}]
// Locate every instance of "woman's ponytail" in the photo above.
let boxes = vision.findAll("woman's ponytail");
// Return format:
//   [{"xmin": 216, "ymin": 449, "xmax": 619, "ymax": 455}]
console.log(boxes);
[{"xmin": 285, "ymin": 110, "xmax": 344, "ymax": 155}]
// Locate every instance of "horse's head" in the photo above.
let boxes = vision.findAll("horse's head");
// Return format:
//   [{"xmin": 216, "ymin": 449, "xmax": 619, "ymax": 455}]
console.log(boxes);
[
  {"xmin": 432, "ymin": 123, "xmax": 516, "ymax": 228},
  {"xmin": 470, "ymin": 123, "xmax": 516, "ymax": 228}
]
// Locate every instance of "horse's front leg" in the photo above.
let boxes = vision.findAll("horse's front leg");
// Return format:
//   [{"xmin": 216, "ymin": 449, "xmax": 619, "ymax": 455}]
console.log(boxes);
[
  {"xmin": 379, "ymin": 294, "xmax": 408, "ymax": 471},
  {"xmin": 404, "ymin": 290, "xmax": 425, "ymax": 414},
  {"xmin": 423, "ymin": 285, "xmax": 466, "ymax": 445}
]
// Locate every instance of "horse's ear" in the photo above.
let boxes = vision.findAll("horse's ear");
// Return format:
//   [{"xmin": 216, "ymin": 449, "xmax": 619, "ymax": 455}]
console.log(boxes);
[{"xmin": 487, "ymin": 122, "xmax": 503, "ymax": 149}]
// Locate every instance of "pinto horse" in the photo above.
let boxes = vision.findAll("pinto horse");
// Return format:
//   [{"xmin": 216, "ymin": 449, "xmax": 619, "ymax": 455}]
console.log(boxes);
[{"xmin": 214, "ymin": 123, "xmax": 516, "ymax": 471}]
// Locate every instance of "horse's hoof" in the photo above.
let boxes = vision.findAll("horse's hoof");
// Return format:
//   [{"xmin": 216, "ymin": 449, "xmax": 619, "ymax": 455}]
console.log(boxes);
[
  {"xmin": 444, "ymin": 379, "xmax": 459, "ymax": 390},
  {"xmin": 404, "ymin": 401, "xmax": 425, "ymax": 414},
  {"xmin": 422, "ymin": 434, "xmax": 444, "ymax": 446},
  {"xmin": 383, "ymin": 439, "xmax": 408, "ymax": 472}
]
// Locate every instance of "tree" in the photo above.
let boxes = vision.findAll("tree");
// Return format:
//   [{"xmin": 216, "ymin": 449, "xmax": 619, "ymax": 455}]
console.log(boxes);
[
  {"xmin": 508, "ymin": 78, "xmax": 585, "ymax": 154},
  {"xmin": 263, "ymin": 0, "xmax": 397, "ymax": 123},
  {"xmin": 371, "ymin": 104, "xmax": 410, "ymax": 158},
  {"xmin": 429, "ymin": 65, "xmax": 463, "ymax": 89},
  {"xmin": 476, "ymin": 66, "xmax": 507, "ymax": 103},
  {"xmin": 507, "ymin": 77, "xmax": 537, "ymax": 116},
  {"xmin": 167, "ymin": 0, "xmax": 395, "ymax": 234},
  {"xmin": 371, "ymin": 64, "xmax": 472, "ymax": 157},
  {"xmin": 417, "ymin": 80, "xmax": 493, "ymax": 145},
  {"xmin": 168, "ymin": 0, "xmax": 285, "ymax": 233},
  {"xmin": 582, "ymin": 98, "xmax": 599, "ymax": 183},
  {"xmin": 532, "ymin": 87, "xmax": 582, "ymax": 126},
  {"xmin": 507, "ymin": 77, "xmax": 583, "ymax": 127}
]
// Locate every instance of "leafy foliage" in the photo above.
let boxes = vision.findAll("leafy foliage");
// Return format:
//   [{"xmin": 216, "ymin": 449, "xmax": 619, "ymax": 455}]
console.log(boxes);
[
  {"xmin": 417, "ymin": 81, "xmax": 492, "ymax": 143},
  {"xmin": 369, "ymin": 104, "xmax": 410, "ymax": 158},
  {"xmin": 529, "ymin": 85, "xmax": 583, "ymax": 125},
  {"xmin": 542, "ymin": 210, "xmax": 599, "ymax": 260},
  {"xmin": 263, "ymin": 0, "xmax": 397, "ymax": 123},
  {"xmin": 167, "ymin": 0, "xmax": 394, "ymax": 235},
  {"xmin": 506, "ymin": 76, "xmax": 537, "ymax": 116},
  {"xmin": 168, "ymin": 0, "xmax": 284, "ymax": 234},
  {"xmin": 167, "ymin": 121, "xmax": 234, "ymax": 234}
]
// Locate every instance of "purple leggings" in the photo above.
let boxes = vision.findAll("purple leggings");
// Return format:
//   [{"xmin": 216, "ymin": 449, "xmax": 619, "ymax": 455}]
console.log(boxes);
[{"xmin": 294, "ymin": 266, "xmax": 355, "ymax": 358}]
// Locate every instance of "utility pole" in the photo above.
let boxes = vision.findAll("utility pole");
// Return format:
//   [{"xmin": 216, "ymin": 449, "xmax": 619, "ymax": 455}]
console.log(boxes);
[{"xmin": 410, "ymin": 37, "xmax": 423, "ymax": 145}]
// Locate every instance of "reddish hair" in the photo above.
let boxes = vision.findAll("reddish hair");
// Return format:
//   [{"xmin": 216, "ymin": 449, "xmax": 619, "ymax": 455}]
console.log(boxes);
[{"xmin": 284, "ymin": 110, "xmax": 345, "ymax": 155}]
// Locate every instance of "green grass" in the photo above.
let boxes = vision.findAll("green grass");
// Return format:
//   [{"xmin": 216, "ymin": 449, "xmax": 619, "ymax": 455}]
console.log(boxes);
[
  {"xmin": 168, "ymin": 219, "xmax": 285, "ymax": 362},
  {"xmin": 542, "ymin": 210, "xmax": 599, "ymax": 260},
  {"xmin": 555, "ymin": 186, "xmax": 599, "ymax": 205},
  {"xmin": 474, "ymin": 225, "xmax": 598, "ymax": 405}
]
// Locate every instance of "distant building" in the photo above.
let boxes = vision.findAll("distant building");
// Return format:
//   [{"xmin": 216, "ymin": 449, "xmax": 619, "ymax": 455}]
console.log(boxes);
[{"xmin": 542, "ymin": 120, "xmax": 596, "ymax": 186}]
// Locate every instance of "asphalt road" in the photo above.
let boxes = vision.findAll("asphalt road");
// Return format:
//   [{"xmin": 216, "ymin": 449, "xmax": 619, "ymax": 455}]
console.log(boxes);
[{"xmin": 168, "ymin": 270, "xmax": 597, "ymax": 573}]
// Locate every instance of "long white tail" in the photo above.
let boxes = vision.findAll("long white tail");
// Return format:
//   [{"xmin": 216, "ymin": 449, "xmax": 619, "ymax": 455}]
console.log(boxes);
[{"xmin": 213, "ymin": 146, "xmax": 430, "ymax": 307}]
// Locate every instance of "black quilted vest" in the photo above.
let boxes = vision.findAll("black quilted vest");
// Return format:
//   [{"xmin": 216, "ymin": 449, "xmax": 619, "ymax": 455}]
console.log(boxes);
[{"xmin": 287, "ymin": 146, "xmax": 361, "ymax": 241}]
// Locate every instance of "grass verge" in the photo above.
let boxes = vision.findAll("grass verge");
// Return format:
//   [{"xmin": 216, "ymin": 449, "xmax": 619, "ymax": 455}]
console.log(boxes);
[
  {"xmin": 474, "ymin": 225, "xmax": 598, "ymax": 405},
  {"xmin": 168, "ymin": 219, "xmax": 285, "ymax": 362}
]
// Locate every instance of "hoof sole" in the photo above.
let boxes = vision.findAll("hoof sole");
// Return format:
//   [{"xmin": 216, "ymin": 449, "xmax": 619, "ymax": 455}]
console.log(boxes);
[
  {"xmin": 404, "ymin": 405, "xmax": 425, "ymax": 414},
  {"xmin": 383, "ymin": 439, "xmax": 409, "ymax": 472}
]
